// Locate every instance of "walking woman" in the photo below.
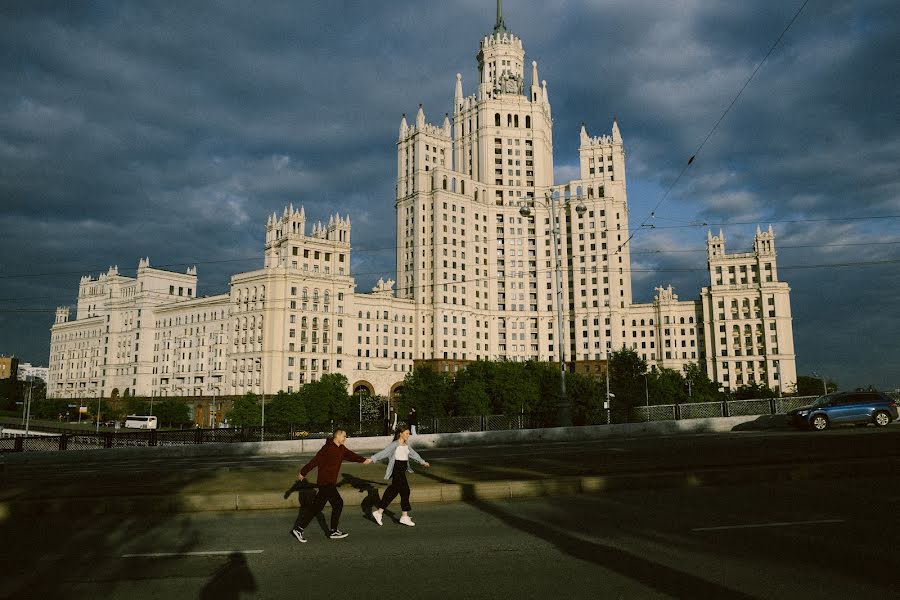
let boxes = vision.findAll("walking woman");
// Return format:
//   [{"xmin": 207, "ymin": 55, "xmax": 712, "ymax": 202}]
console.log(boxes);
[{"xmin": 369, "ymin": 425, "xmax": 430, "ymax": 526}]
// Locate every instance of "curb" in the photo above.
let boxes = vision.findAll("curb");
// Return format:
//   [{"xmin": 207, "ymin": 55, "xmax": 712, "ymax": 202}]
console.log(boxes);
[{"xmin": 3, "ymin": 456, "xmax": 896, "ymax": 518}]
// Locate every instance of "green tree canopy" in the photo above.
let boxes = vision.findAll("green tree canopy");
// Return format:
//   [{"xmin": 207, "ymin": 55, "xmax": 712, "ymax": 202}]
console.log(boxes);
[
  {"xmin": 608, "ymin": 347, "xmax": 648, "ymax": 409},
  {"xmin": 682, "ymin": 362, "xmax": 722, "ymax": 403},
  {"xmin": 300, "ymin": 373, "xmax": 352, "ymax": 426},
  {"xmin": 647, "ymin": 367, "xmax": 688, "ymax": 405},
  {"xmin": 153, "ymin": 399, "xmax": 191, "ymax": 427},
  {"xmin": 794, "ymin": 375, "xmax": 837, "ymax": 396},
  {"xmin": 394, "ymin": 366, "xmax": 452, "ymax": 420},
  {"xmin": 265, "ymin": 391, "xmax": 307, "ymax": 428},
  {"xmin": 227, "ymin": 393, "xmax": 261, "ymax": 427}
]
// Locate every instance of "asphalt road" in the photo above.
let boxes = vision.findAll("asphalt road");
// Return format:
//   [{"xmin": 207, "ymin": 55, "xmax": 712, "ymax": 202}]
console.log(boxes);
[
  {"xmin": 3, "ymin": 427, "xmax": 899, "ymax": 503},
  {"xmin": 1, "ymin": 476, "xmax": 897, "ymax": 599}
]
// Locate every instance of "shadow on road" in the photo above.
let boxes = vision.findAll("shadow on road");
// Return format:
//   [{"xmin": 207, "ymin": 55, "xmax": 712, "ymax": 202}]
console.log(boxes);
[
  {"xmin": 0, "ymin": 451, "xmax": 261, "ymax": 598},
  {"xmin": 415, "ymin": 469, "xmax": 756, "ymax": 599},
  {"xmin": 198, "ymin": 552, "xmax": 257, "ymax": 600}
]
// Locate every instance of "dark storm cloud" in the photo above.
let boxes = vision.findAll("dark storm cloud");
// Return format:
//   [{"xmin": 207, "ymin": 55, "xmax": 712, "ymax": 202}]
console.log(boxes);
[{"xmin": 1, "ymin": 0, "xmax": 898, "ymax": 389}]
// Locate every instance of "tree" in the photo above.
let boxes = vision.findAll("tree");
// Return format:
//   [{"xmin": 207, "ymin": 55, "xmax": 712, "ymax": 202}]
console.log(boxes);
[
  {"xmin": 794, "ymin": 375, "xmax": 837, "ymax": 396},
  {"xmin": 364, "ymin": 394, "xmax": 387, "ymax": 422},
  {"xmin": 451, "ymin": 363, "xmax": 492, "ymax": 415},
  {"xmin": 266, "ymin": 391, "xmax": 307, "ymax": 428},
  {"xmin": 124, "ymin": 396, "xmax": 151, "ymax": 416},
  {"xmin": 394, "ymin": 366, "xmax": 452, "ymax": 420},
  {"xmin": 648, "ymin": 367, "xmax": 689, "ymax": 405},
  {"xmin": 300, "ymin": 373, "xmax": 352, "ymax": 426},
  {"xmin": 682, "ymin": 362, "xmax": 722, "ymax": 403},
  {"xmin": 608, "ymin": 347, "xmax": 648, "ymax": 409},
  {"xmin": 732, "ymin": 382, "xmax": 777, "ymax": 400},
  {"xmin": 154, "ymin": 399, "xmax": 191, "ymax": 427},
  {"xmin": 488, "ymin": 361, "xmax": 540, "ymax": 415},
  {"xmin": 227, "ymin": 393, "xmax": 261, "ymax": 427}
]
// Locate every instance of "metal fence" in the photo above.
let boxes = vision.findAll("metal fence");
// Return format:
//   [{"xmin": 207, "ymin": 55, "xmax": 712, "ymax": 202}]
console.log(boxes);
[{"xmin": 3, "ymin": 392, "xmax": 898, "ymax": 454}]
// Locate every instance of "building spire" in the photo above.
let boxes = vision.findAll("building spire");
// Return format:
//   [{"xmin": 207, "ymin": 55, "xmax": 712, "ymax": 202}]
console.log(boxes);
[{"xmin": 494, "ymin": 0, "xmax": 507, "ymax": 34}]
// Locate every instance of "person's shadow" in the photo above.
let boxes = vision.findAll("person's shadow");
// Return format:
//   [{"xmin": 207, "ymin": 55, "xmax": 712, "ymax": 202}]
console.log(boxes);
[
  {"xmin": 339, "ymin": 473, "xmax": 397, "ymax": 523},
  {"xmin": 198, "ymin": 552, "xmax": 257, "ymax": 599},
  {"xmin": 283, "ymin": 479, "xmax": 329, "ymax": 535}
]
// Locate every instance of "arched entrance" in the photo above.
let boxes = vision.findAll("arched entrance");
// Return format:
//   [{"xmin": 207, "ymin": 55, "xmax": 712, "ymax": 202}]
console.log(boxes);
[{"xmin": 351, "ymin": 381, "xmax": 374, "ymax": 396}]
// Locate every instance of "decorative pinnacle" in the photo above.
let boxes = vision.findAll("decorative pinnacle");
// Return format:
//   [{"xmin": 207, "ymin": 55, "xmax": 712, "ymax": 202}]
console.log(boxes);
[{"xmin": 494, "ymin": 0, "xmax": 507, "ymax": 34}]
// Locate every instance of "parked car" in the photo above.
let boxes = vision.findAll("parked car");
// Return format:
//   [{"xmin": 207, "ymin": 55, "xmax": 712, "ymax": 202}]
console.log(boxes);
[{"xmin": 787, "ymin": 391, "xmax": 898, "ymax": 431}]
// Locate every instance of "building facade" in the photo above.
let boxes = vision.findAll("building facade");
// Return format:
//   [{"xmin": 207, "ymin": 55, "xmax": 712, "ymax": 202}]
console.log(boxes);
[{"xmin": 48, "ymin": 5, "xmax": 797, "ymax": 400}]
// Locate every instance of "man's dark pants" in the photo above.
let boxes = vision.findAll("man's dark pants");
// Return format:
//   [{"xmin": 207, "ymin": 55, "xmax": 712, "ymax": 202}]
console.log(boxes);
[{"xmin": 294, "ymin": 484, "xmax": 343, "ymax": 531}]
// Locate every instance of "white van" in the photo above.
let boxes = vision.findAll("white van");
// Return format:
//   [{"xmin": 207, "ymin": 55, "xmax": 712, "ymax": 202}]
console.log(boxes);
[{"xmin": 124, "ymin": 415, "xmax": 158, "ymax": 430}]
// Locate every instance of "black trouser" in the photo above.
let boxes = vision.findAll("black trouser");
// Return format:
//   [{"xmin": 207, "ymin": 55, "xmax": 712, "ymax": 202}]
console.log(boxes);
[
  {"xmin": 295, "ymin": 484, "xmax": 343, "ymax": 531},
  {"xmin": 379, "ymin": 460, "xmax": 411, "ymax": 512}
]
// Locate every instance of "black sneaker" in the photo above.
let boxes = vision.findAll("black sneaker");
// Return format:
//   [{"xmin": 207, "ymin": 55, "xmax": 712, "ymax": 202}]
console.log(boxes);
[
  {"xmin": 329, "ymin": 529, "xmax": 349, "ymax": 539},
  {"xmin": 291, "ymin": 527, "xmax": 307, "ymax": 543}
]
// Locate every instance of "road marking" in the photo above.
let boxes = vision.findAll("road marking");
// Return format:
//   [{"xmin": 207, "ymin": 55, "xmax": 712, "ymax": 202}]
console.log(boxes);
[
  {"xmin": 121, "ymin": 550, "xmax": 264, "ymax": 558},
  {"xmin": 692, "ymin": 519, "xmax": 844, "ymax": 532}
]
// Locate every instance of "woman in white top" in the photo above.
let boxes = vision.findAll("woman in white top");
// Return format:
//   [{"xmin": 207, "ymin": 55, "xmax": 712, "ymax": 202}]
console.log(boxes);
[{"xmin": 369, "ymin": 425, "xmax": 430, "ymax": 526}]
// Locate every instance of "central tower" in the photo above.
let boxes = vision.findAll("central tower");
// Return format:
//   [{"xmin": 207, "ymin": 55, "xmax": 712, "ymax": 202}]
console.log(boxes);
[{"xmin": 395, "ymin": 2, "xmax": 630, "ymax": 368}]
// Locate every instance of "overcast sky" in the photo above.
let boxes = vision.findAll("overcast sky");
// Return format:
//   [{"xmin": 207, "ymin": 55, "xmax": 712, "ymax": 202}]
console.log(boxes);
[{"xmin": 1, "ymin": 1, "xmax": 898, "ymax": 390}]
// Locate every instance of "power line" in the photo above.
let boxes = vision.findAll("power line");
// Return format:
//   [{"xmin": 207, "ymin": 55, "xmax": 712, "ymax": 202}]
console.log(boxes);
[{"xmin": 621, "ymin": 0, "xmax": 813, "ymax": 252}]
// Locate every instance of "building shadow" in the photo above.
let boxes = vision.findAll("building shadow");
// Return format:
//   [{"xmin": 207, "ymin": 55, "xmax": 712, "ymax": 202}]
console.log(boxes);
[
  {"xmin": 415, "ymin": 469, "xmax": 757, "ymax": 600},
  {"xmin": 198, "ymin": 552, "xmax": 257, "ymax": 600}
]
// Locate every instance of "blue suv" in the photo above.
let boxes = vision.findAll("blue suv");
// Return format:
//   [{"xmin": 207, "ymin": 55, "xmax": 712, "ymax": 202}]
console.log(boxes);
[{"xmin": 787, "ymin": 391, "xmax": 898, "ymax": 431}]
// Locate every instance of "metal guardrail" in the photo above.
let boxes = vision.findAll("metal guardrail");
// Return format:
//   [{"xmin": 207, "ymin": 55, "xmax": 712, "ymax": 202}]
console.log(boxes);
[{"xmin": 3, "ymin": 393, "xmax": 897, "ymax": 453}]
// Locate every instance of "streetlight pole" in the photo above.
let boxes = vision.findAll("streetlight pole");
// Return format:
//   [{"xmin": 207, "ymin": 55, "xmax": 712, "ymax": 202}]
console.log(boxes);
[
  {"xmin": 812, "ymin": 370, "xmax": 828, "ymax": 396},
  {"xmin": 256, "ymin": 358, "xmax": 265, "ymax": 442},
  {"xmin": 520, "ymin": 190, "xmax": 586, "ymax": 428},
  {"xmin": 642, "ymin": 373, "xmax": 649, "ymax": 421},
  {"xmin": 24, "ymin": 376, "xmax": 34, "ymax": 435}
]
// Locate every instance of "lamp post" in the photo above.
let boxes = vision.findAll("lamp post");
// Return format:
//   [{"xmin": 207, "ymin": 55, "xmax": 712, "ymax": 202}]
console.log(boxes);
[
  {"xmin": 24, "ymin": 375, "xmax": 34, "ymax": 435},
  {"xmin": 642, "ymin": 373, "xmax": 649, "ymax": 421},
  {"xmin": 255, "ymin": 358, "xmax": 265, "ymax": 441},
  {"xmin": 812, "ymin": 370, "xmax": 828, "ymax": 396},
  {"xmin": 520, "ymin": 190, "xmax": 587, "ymax": 428}
]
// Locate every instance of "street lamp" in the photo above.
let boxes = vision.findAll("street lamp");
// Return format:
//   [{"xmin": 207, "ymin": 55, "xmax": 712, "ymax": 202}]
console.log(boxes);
[
  {"xmin": 24, "ymin": 375, "xmax": 34, "ymax": 435},
  {"xmin": 641, "ymin": 373, "xmax": 650, "ymax": 421},
  {"xmin": 255, "ymin": 358, "xmax": 266, "ymax": 441},
  {"xmin": 520, "ymin": 190, "xmax": 587, "ymax": 428},
  {"xmin": 812, "ymin": 371, "xmax": 828, "ymax": 396}
]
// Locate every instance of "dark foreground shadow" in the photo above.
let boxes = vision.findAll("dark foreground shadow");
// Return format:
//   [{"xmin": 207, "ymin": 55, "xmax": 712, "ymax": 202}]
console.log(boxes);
[
  {"xmin": 199, "ymin": 552, "xmax": 257, "ymax": 600},
  {"xmin": 731, "ymin": 414, "xmax": 789, "ymax": 431}
]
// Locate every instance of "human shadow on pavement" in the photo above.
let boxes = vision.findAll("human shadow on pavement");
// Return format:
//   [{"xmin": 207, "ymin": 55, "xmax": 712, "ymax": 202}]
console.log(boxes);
[
  {"xmin": 339, "ymin": 473, "xmax": 384, "ymax": 522},
  {"xmin": 199, "ymin": 551, "xmax": 258, "ymax": 600},
  {"xmin": 415, "ymin": 469, "xmax": 756, "ymax": 600},
  {"xmin": 283, "ymin": 479, "xmax": 329, "ymax": 535}
]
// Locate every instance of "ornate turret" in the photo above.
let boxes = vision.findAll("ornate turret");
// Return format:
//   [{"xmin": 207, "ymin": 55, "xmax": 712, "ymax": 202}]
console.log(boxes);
[{"xmin": 707, "ymin": 229, "xmax": 726, "ymax": 258}]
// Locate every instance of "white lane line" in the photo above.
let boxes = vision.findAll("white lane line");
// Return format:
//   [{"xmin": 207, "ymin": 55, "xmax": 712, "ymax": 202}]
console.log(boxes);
[
  {"xmin": 121, "ymin": 550, "xmax": 264, "ymax": 558},
  {"xmin": 692, "ymin": 519, "xmax": 844, "ymax": 532}
]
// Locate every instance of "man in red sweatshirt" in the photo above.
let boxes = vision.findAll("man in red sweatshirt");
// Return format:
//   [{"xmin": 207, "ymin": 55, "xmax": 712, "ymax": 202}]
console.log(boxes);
[{"xmin": 291, "ymin": 428, "xmax": 372, "ymax": 542}]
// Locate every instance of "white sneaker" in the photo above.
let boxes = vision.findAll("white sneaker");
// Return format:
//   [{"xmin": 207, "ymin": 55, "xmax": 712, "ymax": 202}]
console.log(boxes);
[
  {"xmin": 372, "ymin": 509, "xmax": 383, "ymax": 526},
  {"xmin": 399, "ymin": 515, "xmax": 416, "ymax": 527}
]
